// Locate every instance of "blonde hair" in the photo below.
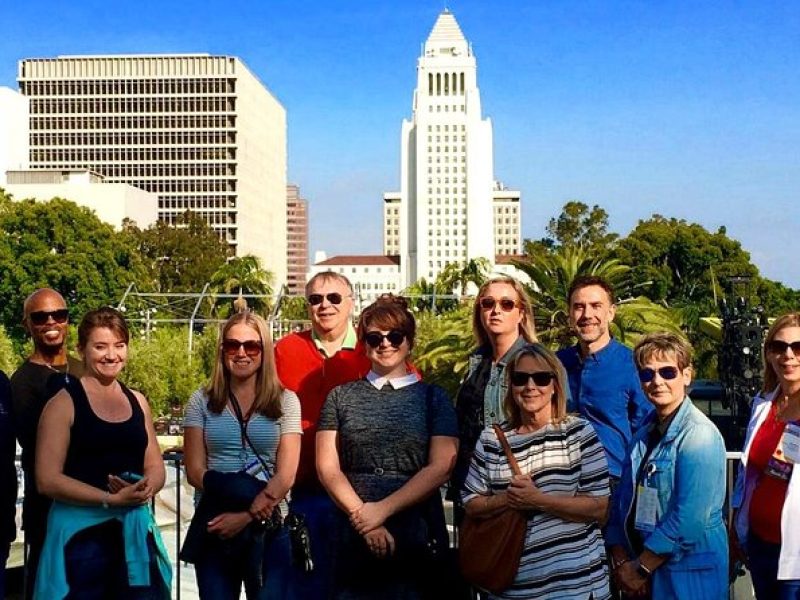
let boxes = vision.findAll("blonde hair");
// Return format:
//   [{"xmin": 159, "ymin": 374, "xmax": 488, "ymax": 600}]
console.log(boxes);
[
  {"xmin": 205, "ymin": 312, "xmax": 283, "ymax": 418},
  {"xmin": 633, "ymin": 332, "xmax": 693, "ymax": 371},
  {"xmin": 503, "ymin": 343, "xmax": 567, "ymax": 428},
  {"xmin": 471, "ymin": 276, "xmax": 537, "ymax": 348},
  {"xmin": 762, "ymin": 313, "xmax": 800, "ymax": 394}
]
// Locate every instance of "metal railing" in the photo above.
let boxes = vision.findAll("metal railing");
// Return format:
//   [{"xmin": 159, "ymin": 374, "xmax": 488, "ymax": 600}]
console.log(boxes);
[{"xmin": 8, "ymin": 451, "xmax": 754, "ymax": 600}]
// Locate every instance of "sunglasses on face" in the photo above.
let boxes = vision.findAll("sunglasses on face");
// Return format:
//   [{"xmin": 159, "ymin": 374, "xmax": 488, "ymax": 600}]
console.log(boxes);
[
  {"xmin": 364, "ymin": 330, "xmax": 406, "ymax": 349},
  {"xmin": 479, "ymin": 297, "xmax": 519, "ymax": 312},
  {"xmin": 307, "ymin": 292, "xmax": 348, "ymax": 306},
  {"xmin": 638, "ymin": 366, "xmax": 680, "ymax": 383},
  {"xmin": 510, "ymin": 370, "xmax": 555, "ymax": 387},
  {"xmin": 28, "ymin": 309, "xmax": 69, "ymax": 326},
  {"xmin": 221, "ymin": 339, "xmax": 263, "ymax": 357},
  {"xmin": 767, "ymin": 340, "xmax": 800, "ymax": 355}
]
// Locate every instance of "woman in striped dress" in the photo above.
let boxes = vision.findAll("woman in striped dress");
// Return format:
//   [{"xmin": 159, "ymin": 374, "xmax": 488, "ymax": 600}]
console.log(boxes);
[{"xmin": 462, "ymin": 343, "xmax": 610, "ymax": 599}]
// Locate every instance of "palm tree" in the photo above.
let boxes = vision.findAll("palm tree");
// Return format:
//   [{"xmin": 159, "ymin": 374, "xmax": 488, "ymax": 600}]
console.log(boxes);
[
  {"xmin": 209, "ymin": 255, "xmax": 274, "ymax": 316},
  {"xmin": 412, "ymin": 306, "xmax": 475, "ymax": 396},
  {"xmin": 436, "ymin": 257, "xmax": 492, "ymax": 297},
  {"xmin": 512, "ymin": 245, "xmax": 682, "ymax": 349}
]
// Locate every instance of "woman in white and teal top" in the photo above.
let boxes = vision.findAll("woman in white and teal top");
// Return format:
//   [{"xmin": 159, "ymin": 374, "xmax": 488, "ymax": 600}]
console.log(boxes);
[{"xmin": 184, "ymin": 312, "xmax": 301, "ymax": 600}]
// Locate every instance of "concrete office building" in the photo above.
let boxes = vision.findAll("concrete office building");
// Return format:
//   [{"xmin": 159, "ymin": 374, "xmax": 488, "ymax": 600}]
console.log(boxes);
[
  {"xmin": 4, "ymin": 169, "xmax": 158, "ymax": 229},
  {"xmin": 286, "ymin": 184, "xmax": 309, "ymax": 296},
  {"xmin": 389, "ymin": 10, "xmax": 521, "ymax": 288},
  {"xmin": 0, "ymin": 87, "xmax": 29, "ymax": 184},
  {"xmin": 493, "ymin": 181, "xmax": 521, "ymax": 256},
  {"xmin": 18, "ymin": 54, "xmax": 287, "ymax": 284}
]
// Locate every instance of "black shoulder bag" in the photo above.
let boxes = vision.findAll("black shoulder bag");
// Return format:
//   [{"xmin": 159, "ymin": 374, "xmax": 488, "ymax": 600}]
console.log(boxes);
[{"xmin": 229, "ymin": 391, "xmax": 314, "ymax": 572}]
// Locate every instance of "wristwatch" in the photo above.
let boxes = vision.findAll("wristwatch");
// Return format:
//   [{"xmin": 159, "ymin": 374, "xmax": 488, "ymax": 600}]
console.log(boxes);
[{"xmin": 635, "ymin": 560, "xmax": 652, "ymax": 579}]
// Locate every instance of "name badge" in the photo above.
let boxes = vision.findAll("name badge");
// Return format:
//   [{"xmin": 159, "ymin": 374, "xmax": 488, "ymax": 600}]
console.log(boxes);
[
  {"xmin": 244, "ymin": 458, "xmax": 269, "ymax": 482},
  {"xmin": 781, "ymin": 423, "xmax": 800, "ymax": 464},
  {"xmin": 634, "ymin": 484, "xmax": 659, "ymax": 532}
]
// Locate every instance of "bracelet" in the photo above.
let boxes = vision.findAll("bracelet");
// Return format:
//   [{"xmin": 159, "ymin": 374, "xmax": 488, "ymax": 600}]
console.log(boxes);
[
  {"xmin": 612, "ymin": 558, "xmax": 628, "ymax": 570},
  {"xmin": 635, "ymin": 560, "xmax": 652, "ymax": 579},
  {"xmin": 102, "ymin": 490, "xmax": 110, "ymax": 509}
]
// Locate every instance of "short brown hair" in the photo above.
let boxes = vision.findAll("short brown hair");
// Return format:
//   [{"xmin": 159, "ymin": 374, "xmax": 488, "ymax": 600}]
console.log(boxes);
[
  {"xmin": 503, "ymin": 343, "xmax": 568, "ymax": 428},
  {"xmin": 567, "ymin": 275, "xmax": 616, "ymax": 305},
  {"xmin": 358, "ymin": 294, "xmax": 416, "ymax": 347},
  {"xmin": 78, "ymin": 307, "xmax": 129, "ymax": 349},
  {"xmin": 761, "ymin": 313, "xmax": 800, "ymax": 394},
  {"xmin": 633, "ymin": 332, "xmax": 693, "ymax": 371},
  {"xmin": 471, "ymin": 276, "xmax": 537, "ymax": 348}
]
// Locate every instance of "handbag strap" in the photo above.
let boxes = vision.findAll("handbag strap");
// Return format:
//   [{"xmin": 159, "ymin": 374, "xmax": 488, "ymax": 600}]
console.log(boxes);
[{"xmin": 492, "ymin": 423, "xmax": 522, "ymax": 477}]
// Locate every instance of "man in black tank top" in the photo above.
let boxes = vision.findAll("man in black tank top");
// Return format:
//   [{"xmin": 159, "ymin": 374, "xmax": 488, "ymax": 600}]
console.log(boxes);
[{"xmin": 10, "ymin": 288, "xmax": 84, "ymax": 600}]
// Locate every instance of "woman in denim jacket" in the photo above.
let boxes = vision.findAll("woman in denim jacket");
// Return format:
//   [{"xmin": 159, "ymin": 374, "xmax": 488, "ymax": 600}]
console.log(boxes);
[
  {"xmin": 606, "ymin": 332, "xmax": 728, "ymax": 599},
  {"xmin": 731, "ymin": 313, "xmax": 800, "ymax": 599}
]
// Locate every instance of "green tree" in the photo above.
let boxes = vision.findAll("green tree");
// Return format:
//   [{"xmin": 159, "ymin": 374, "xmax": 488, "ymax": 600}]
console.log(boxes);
[
  {"xmin": 209, "ymin": 255, "xmax": 274, "ymax": 316},
  {"xmin": 526, "ymin": 201, "xmax": 618, "ymax": 255},
  {"xmin": 412, "ymin": 305, "xmax": 474, "ymax": 397},
  {"xmin": 0, "ymin": 325, "xmax": 21, "ymax": 373},
  {"xmin": 436, "ymin": 257, "xmax": 491, "ymax": 296},
  {"xmin": 402, "ymin": 278, "xmax": 458, "ymax": 313},
  {"xmin": 512, "ymin": 245, "xmax": 681, "ymax": 349},
  {"xmin": 122, "ymin": 326, "xmax": 208, "ymax": 417},
  {"xmin": 126, "ymin": 211, "xmax": 228, "ymax": 292},
  {"xmin": 0, "ymin": 193, "xmax": 147, "ymax": 340}
]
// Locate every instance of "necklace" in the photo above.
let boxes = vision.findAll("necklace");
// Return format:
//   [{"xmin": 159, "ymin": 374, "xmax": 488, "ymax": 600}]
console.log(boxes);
[{"xmin": 777, "ymin": 391, "xmax": 800, "ymax": 422}]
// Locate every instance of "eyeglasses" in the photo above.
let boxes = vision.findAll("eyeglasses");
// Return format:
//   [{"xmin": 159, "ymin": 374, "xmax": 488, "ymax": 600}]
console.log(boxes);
[
  {"xmin": 28, "ymin": 309, "xmax": 69, "ymax": 326},
  {"xmin": 307, "ymin": 293, "xmax": 349, "ymax": 306},
  {"xmin": 638, "ymin": 366, "xmax": 680, "ymax": 383},
  {"xmin": 767, "ymin": 340, "xmax": 800, "ymax": 355},
  {"xmin": 222, "ymin": 339, "xmax": 263, "ymax": 357},
  {"xmin": 364, "ymin": 330, "xmax": 406, "ymax": 349},
  {"xmin": 510, "ymin": 370, "xmax": 555, "ymax": 387},
  {"xmin": 479, "ymin": 297, "xmax": 519, "ymax": 312}
]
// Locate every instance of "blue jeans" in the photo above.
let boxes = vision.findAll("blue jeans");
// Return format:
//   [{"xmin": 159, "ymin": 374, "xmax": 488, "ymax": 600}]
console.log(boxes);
[
  {"xmin": 62, "ymin": 520, "xmax": 165, "ymax": 600},
  {"xmin": 195, "ymin": 527, "xmax": 292, "ymax": 600},
  {"xmin": 286, "ymin": 490, "xmax": 336, "ymax": 600},
  {"xmin": 747, "ymin": 533, "xmax": 800, "ymax": 600}
]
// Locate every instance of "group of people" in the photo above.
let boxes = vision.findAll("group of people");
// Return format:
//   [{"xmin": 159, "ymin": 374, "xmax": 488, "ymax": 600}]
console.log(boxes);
[{"xmin": 0, "ymin": 272, "xmax": 797, "ymax": 599}]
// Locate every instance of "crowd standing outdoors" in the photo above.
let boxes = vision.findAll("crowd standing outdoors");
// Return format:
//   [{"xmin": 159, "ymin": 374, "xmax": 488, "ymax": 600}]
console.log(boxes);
[{"xmin": 7, "ymin": 274, "xmax": 798, "ymax": 599}]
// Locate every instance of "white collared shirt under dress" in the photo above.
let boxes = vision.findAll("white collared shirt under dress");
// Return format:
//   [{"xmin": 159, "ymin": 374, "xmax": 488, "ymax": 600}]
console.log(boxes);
[{"xmin": 463, "ymin": 416, "xmax": 611, "ymax": 600}]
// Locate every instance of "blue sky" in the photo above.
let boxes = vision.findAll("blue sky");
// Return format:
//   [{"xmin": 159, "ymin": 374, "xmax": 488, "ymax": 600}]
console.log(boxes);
[{"xmin": 1, "ymin": 1, "xmax": 798, "ymax": 286}]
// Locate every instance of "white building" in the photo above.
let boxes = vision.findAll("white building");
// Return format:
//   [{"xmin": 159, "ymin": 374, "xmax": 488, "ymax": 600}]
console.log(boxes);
[
  {"xmin": 493, "ymin": 181, "xmax": 521, "ymax": 256},
  {"xmin": 17, "ymin": 54, "xmax": 287, "ymax": 285},
  {"xmin": 0, "ymin": 87, "xmax": 29, "ymax": 184},
  {"xmin": 391, "ymin": 10, "xmax": 521, "ymax": 288},
  {"xmin": 4, "ymin": 169, "xmax": 158, "ymax": 229},
  {"xmin": 383, "ymin": 192, "xmax": 401, "ymax": 255},
  {"xmin": 308, "ymin": 255, "xmax": 402, "ymax": 309}
]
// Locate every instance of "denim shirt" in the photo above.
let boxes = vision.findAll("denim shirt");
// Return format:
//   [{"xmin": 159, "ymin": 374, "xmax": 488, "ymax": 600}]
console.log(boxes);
[{"xmin": 606, "ymin": 398, "xmax": 728, "ymax": 599}]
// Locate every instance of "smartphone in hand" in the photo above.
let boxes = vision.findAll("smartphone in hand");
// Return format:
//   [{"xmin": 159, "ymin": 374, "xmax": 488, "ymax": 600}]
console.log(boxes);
[{"xmin": 119, "ymin": 471, "xmax": 143, "ymax": 484}]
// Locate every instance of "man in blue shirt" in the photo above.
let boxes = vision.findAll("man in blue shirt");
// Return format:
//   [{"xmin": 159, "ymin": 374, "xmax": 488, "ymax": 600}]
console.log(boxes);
[{"xmin": 557, "ymin": 275, "xmax": 653, "ymax": 487}]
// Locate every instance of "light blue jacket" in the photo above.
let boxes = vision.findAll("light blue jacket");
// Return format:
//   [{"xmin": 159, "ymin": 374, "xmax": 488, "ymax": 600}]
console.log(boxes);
[
  {"xmin": 606, "ymin": 398, "xmax": 728, "ymax": 599},
  {"xmin": 34, "ymin": 501, "xmax": 171, "ymax": 599}
]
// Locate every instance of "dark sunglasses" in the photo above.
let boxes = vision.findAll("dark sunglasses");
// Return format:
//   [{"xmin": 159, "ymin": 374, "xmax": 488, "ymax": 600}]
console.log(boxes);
[
  {"xmin": 222, "ymin": 339, "xmax": 263, "ymax": 357},
  {"xmin": 307, "ymin": 292, "xmax": 348, "ymax": 306},
  {"xmin": 767, "ymin": 340, "xmax": 800, "ymax": 355},
  {"xmin": 510, "ymin": 370, "xmax": 555, "ymax": 387},
  {"xmin": 28, "ymin": 309, "xmax": 69, "ymax": 326},
  {"xmin": 638, "ymin": 366, "xmax": 680, "ymax": 383},
  {"xmin": 479, "ymin": 297, "xmax": 519, "ymax": 312},
  {"xmin": 364, "ymin": 330, "xmax": 406, "ymax": 349}
]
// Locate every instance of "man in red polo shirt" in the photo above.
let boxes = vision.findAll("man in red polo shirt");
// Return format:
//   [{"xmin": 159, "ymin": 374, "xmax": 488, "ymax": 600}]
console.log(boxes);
[{"xmin": 275, "ymin": 271, "xmax": 370, "ymax": 597}]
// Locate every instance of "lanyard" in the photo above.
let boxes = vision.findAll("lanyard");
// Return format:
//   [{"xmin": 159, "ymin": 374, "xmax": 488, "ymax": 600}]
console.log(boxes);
[
  {"xmin": 229, "ymin": 391, "xmax": 270, "ymax": 474},
  {"xmin": 229, "ymin": 391, "xmax": 252, "ymax": 460}
]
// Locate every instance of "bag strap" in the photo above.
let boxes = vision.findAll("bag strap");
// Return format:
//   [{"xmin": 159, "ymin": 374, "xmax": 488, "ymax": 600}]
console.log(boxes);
[{"xmin": 492, "ymin": 423, "xmax": 522, "ymax": 476}]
